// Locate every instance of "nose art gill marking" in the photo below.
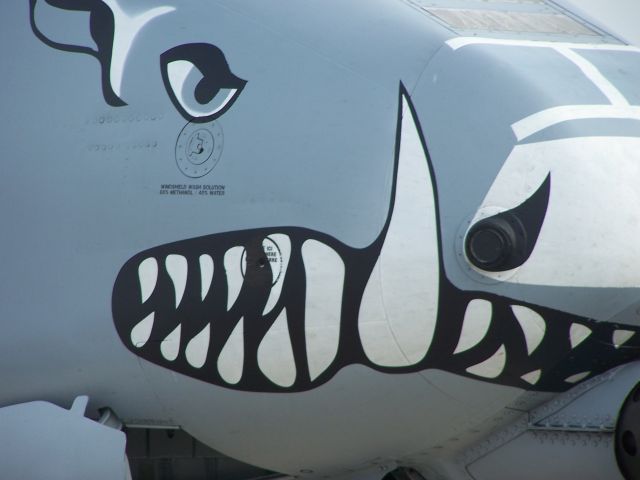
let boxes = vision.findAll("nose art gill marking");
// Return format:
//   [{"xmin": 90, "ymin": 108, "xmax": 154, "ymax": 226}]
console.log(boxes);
[
  {"xmin": 185, "ymin": 323, "xmax": 211, "ymax": 369},
  {"xmin": 217, "ymin": 318, "xmax": 244, "ymax": 385},
  {"xmin": 302, "ymin": 240, "xmax": 344, "ymax": 382},
  {"xmin": 138, "ymin": 258, "xmax": 158, "ymax": 303},
  {"xmin": 453, "ymin": 299, "xmax": 492, "ymax": 354},
  {"xmin": 257, "ymin": 309, "xmax": 296, "ymax": 387},
  {"xmin": 199, "ymin": 254, "xmax": 214, "ymax": 301},
  {"xmin": 511, "ymin": 305, "xmax": 546, "ymax": 355},
  {"xmin": 165, "ymin": 255, "xmax": 187, "ymax": 309}
]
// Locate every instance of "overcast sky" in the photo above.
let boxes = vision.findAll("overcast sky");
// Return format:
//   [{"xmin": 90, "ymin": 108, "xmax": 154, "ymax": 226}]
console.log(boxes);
[{"xmin": 557, "ymin": 0, "xmax": 640, "ymax": 45}]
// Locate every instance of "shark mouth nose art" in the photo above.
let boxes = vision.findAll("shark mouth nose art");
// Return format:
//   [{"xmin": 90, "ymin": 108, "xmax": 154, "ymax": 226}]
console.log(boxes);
[{"xmin": 112, "ymin": 85, "xmax": 640, "ymax": 393}]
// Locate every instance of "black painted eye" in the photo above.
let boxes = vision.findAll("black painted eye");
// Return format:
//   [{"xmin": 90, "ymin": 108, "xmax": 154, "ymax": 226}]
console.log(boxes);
[
  {"xmin": 161, "ymin": 43, "xmax": 247, "ymax": 123},
  {"xmin": 465, "ymin": 174, "xmax": 550, "ymax": 272}
]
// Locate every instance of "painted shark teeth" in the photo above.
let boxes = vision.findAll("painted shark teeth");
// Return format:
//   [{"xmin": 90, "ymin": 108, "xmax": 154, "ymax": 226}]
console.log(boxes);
[
  {"xmin": 613, "ymin": 330, "xmax": 635, "ymax": 349},
  {"xmin": 130, "ymin": 312, "xmax": 154, "ymax": 348},
  {"xmin": 166, "ymin": 255, "xmax": 187, "ymax": 308},
  {"xmin": 454, "ymin": 300, "xmax": 492, "ymax": 354},
  {"xmin": 161, "ymin": 324, "xmax": 181, "ymax": 361},
  {"xmin": 217, "ymin": 318, "xmax": 244, "ymax": 384},
  {"xmin": 262, "ymin": 234, "xmax": 291, "ymax": 315},
  {"xmin": 138, "ymin": 258, "xmax": 158, "ymax": 303},
  {"xmin": 224, "ymin": 247, "xmax": 244, "ymax": 310},
  {"xmin": 359, "ymin": 93, "xmax": 439, "ymax": 367},
  {"xmin": 565, "ymin": 371, "xmax": 591, "ymax": 384},
  {"xmin": 570, "ymin": 323, "xmax": 592, "ymax": 349},
  {"xmin": 511, "ymin": 305, "xmax": 546, "ymax": 355},
  {"xmin": 521, "ymin": 369, "xmax": 542, "ymax": 385},
  {"xmin": 186, "ymin": 323, "xmax": 210, "ymax": 369},
  {"xmin": 302, "ymin": 240, "xmax": 344, "ymax": 381},
  {"xmin": 199, "ymin": 254, "xmax": 214, "ymax": 301},
  {"xmin": 258, "ymin": 309, "xmax": 296, "ymax": 387},
  {"xmin": 466, "ymin": 345, "xmax": 507, "ymax": 379}
]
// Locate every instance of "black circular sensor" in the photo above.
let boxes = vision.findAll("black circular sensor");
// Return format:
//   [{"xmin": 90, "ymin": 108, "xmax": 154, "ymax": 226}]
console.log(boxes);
[{"xmin": 465, "ymin": 217, "xmax": 520, "ymax": 271}]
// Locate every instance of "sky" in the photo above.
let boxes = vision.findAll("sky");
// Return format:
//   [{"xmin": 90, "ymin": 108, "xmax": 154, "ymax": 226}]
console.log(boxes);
[{"xmin": 557, "ymin": 0, "xmax": 640, "ymax": 45}]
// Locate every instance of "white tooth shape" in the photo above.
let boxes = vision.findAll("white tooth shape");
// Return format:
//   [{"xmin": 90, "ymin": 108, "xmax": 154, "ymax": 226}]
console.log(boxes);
[
  {"xmin": 453, "ymin": 300, "xmax": 492, "ymax": 354},
  {"xmin": 186, "ymin": 323, "xmax": 210, "ymax": 369},
  {"xmin": 218, "ymin": 318, "xmax": 244, "ymax": 384},
  {"xmin": 138, "ymin": 258, "xmax": 158, "ymax": 304},
  {"xmin": 359, "ymin": 94, "xmax": 439, "ymax": 366},
  {"xmin": 160, "ymin": 324, "xmax": 181, "ymax": 361},
  {"xmin": 262, "ymin": 234, "xmax": 291, "ymax": 315},
  {"xmin": 302, "ymin": 240, "xmax": 344, "ymax": 381},
  {"xmin": 130, "ymin": 312, "xmax": 154, "ymax": 348},
  {"xmin": 466, "ymin": 345, "xmax": 507, "ymax": 379},
  {"xmin": 257, "ymin": 309, "xmax": 296, "ymax": 387},
  {"xmin": 166, "ymin": 255, "xmax": 188, "ymax": 308},
  {"xmin": 224, "ymin": 247, "xmax": 244, "ymax": 310},
  {"xmin": 521, "ymin": 370, "xmax": 542, "ymax": 385},
  {"xmin": 199, "ymin": 254, "xmax": 214, "ymax": 301},
  {"xmin": 565, "ymin": 371, "xmax": 591, "ymax": 384},
  {"xmin": 570, "ymin": 323, "xmax": 592, "ymax": 349},
  {"xmin": 613, "ymin": 330, "xmax": 635, "ymax": 349},
  {"xmin": 512, "ymin": 305, "xmax": 546, "ymax": 355}
]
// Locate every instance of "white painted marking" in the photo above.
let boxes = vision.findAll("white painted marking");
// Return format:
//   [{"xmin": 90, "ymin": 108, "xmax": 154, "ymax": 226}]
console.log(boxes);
[
  {"xmin": 473, "ymin": 137, "xmax": 640, "ymax": 289},
  {"xmin": 130, "ymin": 312, "xmax": 154, "ymax": 348},
  {"xmin": 556, "ymin": 48, "xmax": 629, "ymax": 106},
  {"xmin": 165, "ymin": 255, "xmax": 188, "ymax": 309},
  {"xmin": 466, "ymin": 345, "xmax": 507, "ymax": 378},
  {"xmin": 102, "ymin": 1, "xmax": 174, "ymax": 97},
  {"xmin": 138, "ymin": 258, "xmax": 158, "ymax": 303},
  {"xmin": 199, "ymin": 254, "xmax": 214, "ymax": 301},
  {"xmin": 446, "ymin": 37, "xmax": 640, "ymax": 52},
  {"xmin": 160, "ymin": 324, "xmax": 181, "ymax": 361},
  {"xmin": 217, "ymin": 318, "xmax": 244, "ymax": 384},
  {"xmin": 453, "ymin": 300, "xmax": 492, "ymax": 354},
  {"xmin": 263, "ymin": 234, "xmax": 291, "ymax": 315},
  {"xmin": 521, "ymin": 370, "xmax": 542, "ymax": 385},
  {"xmin": 360, "ymin": 95, "xmax": 440, "ymax": 367},
  {"xmin": 185, "ymin": 323, "xmax": 210, "ymax": 369},
  {"xmin": 565, "ymin": 371, "xmax": 591, "ymax": 383},
  {"xmin": 302, "ymin": 240, "xmax": 344, "ymax": 381},
  {"xmin": 613, "ymin": 330, "xmax": 635, "ymax": 349},
  {"xmin": 224, "ymin": 247, "xmax": 244, "ymax": 310},
  {"xmin": 511, "ymin": 306, "xmax": 546, "ymax": 355},
  {"xmin": 512, "ymin": 105, "xmax": 640, "ymax": 141},
  {"xmin": 570, "ymin": 323, "xmax": 592, "ymax": 349},
  {"xmin": 257, "ymin": 309, "xmax": 296, "ymax": 387}
]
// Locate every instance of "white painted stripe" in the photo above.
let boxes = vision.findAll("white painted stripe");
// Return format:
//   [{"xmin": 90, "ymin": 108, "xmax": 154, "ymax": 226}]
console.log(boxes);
[
  {"xmin": 453, "ymin": 300, "xmax": 492, "ymax": 354},
  {"xmin": 263, "ymin": 234, "xmax": 291, "ymax": 315},
  {"xmin": 446, "ymin": 37, "xmax": 640, "ymax": 53},
  {"xmin": 217, "ymin": 318, "xmax": 244, "ymax": 384},
  {"xmin": 166, "ymin": 255, "xmax": 188, "ymax": 309},
  {"xmin": 511, "ymin": 306, "xmax": 546, "ymax": 355},
  {"xmin": 160, "ymin": 324, "xmax": 181, "ymax": 361},
  {"xmin": 257, "ymin": 309, "xmax": 296, "ymax": 387},
  {"xmin": 613, "ymin": 330, "xmax": 635, "ymax": 349},
  {"xmin": 302, "ymin": 240, "xmax": 344, "ymax": 381},
  {"xmin": 224, "ymin": 247, "xmax": 244, "ymax": 311},
  {"xmin": 521, "ymin": 370, "xmax": 541, "ymax": 385},
  {"xmin": 138, "ymin": 258, "xmax": 158, "ymax": 304},
  {"xmin": 466, "ymin": 345, "xmax": 506, "ymax": 379},
  {"xmin": 185, "ymin": 323, "xmax": 210, "ymax": 369},
  {"xmin": 512, "ymin": 105, "xmax": 640, "ymax": 141},
  {"xmin": 199, "ymin": 254, "xmax": 214, "ymax": 301},
  {"xmin": 570, "ymin": 323, "xmax": 592, "ymax": 349},
  {"xmin": 565, "ymin": 371, "xmax": 591, "ymax": 383},
  {"xmin": 131, "ymin": 312, "xmax": 154, "ymax": 348},
  {"xmin": 361, "ymin": 95, "xmax": 439, "ymax": 366},
  {"xmin": 555, "ymin": 47, "xmax": 629, "ymax": 106}
]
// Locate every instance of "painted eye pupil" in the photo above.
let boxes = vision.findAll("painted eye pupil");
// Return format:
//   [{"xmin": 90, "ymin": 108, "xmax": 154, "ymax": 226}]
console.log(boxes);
[{"xmin": 466, "ymin": 221, "xmax": 514, "ymax": 270}]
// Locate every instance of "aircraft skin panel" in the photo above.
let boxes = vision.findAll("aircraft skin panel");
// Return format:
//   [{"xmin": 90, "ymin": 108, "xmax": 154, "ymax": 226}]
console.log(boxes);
[{"xmin": 6, "ymin": 1, "xmax": 640, "ymax": 479}]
